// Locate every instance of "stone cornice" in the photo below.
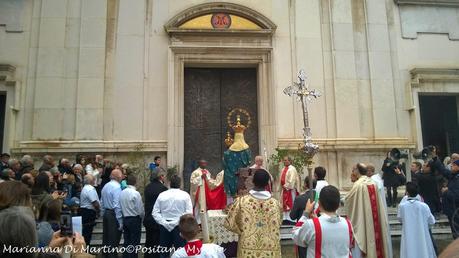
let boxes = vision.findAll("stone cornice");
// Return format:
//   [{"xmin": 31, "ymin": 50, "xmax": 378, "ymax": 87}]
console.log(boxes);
[
  {"xmin": 278, "ymin": 138, "xmax": 416, "ymax": 151},
  {"xmin": 410, "ymin": 68, "xmax": 459, "ymax": 87},
  {"xmin": 395, "ymin": 0, "xmax": 459, "ymax": 6},
  {"xmin": 11, "ymin": 140, "xmax": 168, "ymax": 153},
  {"xmin": 0, "ymin": 64, "xmax": 16, "ymax": 81},
  {"xmin": 0, "ymin": 64, "xmax": 17, "ymax": 86}
]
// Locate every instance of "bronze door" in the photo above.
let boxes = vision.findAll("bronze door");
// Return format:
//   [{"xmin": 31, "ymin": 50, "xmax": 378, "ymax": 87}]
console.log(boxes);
[{"xmin": 184, "ymin": 68, "xmax": 259, "ymax": 176}]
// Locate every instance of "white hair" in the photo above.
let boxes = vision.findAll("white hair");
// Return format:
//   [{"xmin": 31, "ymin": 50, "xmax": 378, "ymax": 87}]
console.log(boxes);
[
  {"xmin": 7, "ymin": 158, "xmax": 18, "ymax": 167},
  {"xmin": 84, "ymin": 174, "xmax": 95, "ymax": 185},
  {"xmin": 0, "ymin": 206, "xmax": 37, "ymax": 257},
  {"xmin": 20, "ymin": 155, "xmax": 33, "ymax": 165}
]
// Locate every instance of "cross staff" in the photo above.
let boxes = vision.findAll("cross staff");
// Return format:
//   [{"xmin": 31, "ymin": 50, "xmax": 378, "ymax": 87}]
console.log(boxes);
[
  {"xmin": 284, "ymin": 69, "xmax": 321, "ymax": 189},
  {"xmin": 283, "ymin": 69, "xmax": 321, "ymax": 157}
]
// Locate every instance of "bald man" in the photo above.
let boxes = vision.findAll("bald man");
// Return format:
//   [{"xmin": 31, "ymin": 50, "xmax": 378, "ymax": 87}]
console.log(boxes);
[
  {"xmin": 250, "ymin": 155, "xmax": 273, "ymax": 192},
  {"xmin": 346, "ymin": 163, "xmax": 391, "ymax": 258},
  {"xmin": 81, "ymin": 174, "xmax": 100, "ymax": 245},
  {"xmin": 190, "ymin": 160, "xmax": 218, "ymax": 223},
  {"xmin": 101, "ymin": 169, "xmax": 123, "ymax": 257}
]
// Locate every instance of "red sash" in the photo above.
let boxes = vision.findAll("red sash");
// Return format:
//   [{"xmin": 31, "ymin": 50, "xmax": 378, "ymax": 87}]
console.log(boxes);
[
  {"xmin": 312, "ymin": 218, "xmax": 322, "ymax": 258},
  {"xmin": 193, "ymin": 177, "xmax": 226, "ymax": 213},
  {"xmin": 367, "ymin": 184, "xmax": 384, "ymax": 258},
  {"xmin": 313, "ymin": 217, "xmax": 354, "ymax": 258},
  {"xmin": 184, "ymin": 239, "xmax": 203, "ymax": 256},
  {"xmin": 281, "ymin": 166, "xmax": 293, "ymax": 211}
]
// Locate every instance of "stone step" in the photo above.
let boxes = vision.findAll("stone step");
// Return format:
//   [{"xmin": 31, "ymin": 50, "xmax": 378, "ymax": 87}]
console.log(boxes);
[
  {"xmin": 89, "ymin": 221, "xmax": 453, "ymax": 245},
  {"xmin": 90, "ymin": 209, "xmax": 453, "ymax": 245},
  {"xmin": 89, "ymin": 227, "xmax": 453, "ymax": 247}
]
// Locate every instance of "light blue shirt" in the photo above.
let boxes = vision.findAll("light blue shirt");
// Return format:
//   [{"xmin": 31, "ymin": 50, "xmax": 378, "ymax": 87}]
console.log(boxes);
[
  {"xmin": 120, "ymin": 185, "xmax": 144, "ymax": 218},
  {"xmin": 80, "ymin": 184, "xmax": 99, "ymax": 210},
  {"xmin": 101, "ymin": 180, "xmax": 123, "ymax": 228}
]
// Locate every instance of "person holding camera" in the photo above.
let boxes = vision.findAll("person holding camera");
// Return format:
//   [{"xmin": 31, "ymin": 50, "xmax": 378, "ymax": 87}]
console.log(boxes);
[
  {"xmin": 441, "ymin": 159, "xmax": 459, "ymax": 239},
  {"xmin": 382, "ymin": 152, "xmax": 405, "ymax": 208},
  {"xmin": 418, "ymin": 160, "xmax": 441, "ymax": 215}
]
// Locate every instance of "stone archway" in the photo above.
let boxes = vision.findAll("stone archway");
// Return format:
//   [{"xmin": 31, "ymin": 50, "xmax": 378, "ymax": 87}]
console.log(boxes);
[{"xmin": 164, "ymin": 3, "xmax": 277, "ymax": 175}]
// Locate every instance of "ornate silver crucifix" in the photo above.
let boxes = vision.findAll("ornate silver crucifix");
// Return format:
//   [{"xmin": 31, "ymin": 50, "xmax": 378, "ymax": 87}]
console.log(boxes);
[{"xmin": 283, "ymin": 69, "xmax": 321, "ymax": 158}]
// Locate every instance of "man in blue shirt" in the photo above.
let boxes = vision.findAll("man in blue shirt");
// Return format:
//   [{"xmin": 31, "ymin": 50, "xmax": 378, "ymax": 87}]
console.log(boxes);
[
  {"xmin": 101, "ymin": 169, "xmax": 123, "ymax": 257},
  {"xmin": 149, "ymin": 156, "xmax": 161, "ymax": 171},
  {"xmin": 120, "ymin": 175, "xmax": 144, "ymax": 258}
]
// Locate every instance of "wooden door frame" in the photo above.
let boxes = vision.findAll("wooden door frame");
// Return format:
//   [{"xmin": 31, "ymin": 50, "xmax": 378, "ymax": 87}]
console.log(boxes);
[
  {"xmin": 167, "ymin": 47, "xmax": 276, "ymax": 175},
  {"xmin": 183, "ymin": 67, "xmax": 259, "ymax": 175}
]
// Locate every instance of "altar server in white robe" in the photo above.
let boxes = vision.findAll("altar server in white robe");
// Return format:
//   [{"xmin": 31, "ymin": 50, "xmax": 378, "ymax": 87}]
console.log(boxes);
[
  {"xmin": 398, "ymin": 182, "xmax": 437, "ymax": 258},
  {"xmin": 280, "ymin": 156, "xmax": 301, "ymax": 223},
  {"xmin": 367, "ymin": 163, "xmax": 393, "ymax": 258},
  {"xmin": 293, "ymin": 185, "xmax": 354, "ymax": 258}
]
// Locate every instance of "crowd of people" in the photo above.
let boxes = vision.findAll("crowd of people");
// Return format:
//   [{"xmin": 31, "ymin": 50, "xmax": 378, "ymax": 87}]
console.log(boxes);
[{"xmin": 0, "ymin": 150, "xmax": 458, "ymax": 258}]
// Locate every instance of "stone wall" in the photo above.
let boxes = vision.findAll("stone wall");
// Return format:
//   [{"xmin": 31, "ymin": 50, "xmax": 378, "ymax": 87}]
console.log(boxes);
[{"xmin": 0, "ymin": 0, "xmax": 458, "ymax": 189}]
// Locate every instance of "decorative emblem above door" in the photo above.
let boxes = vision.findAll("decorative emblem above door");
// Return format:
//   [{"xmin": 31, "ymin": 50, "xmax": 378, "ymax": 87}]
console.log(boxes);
[
  {"xmin": 164, "ymin": 2, "xmax": 276, "ymax": 35},
  {"xmin": 211, "ymin": 13, "xmax": 231, "ymax": 29}
]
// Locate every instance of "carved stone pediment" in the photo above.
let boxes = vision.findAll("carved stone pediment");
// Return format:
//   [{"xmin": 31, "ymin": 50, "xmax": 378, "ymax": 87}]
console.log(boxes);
[{"xmin": 165, "ymin": 2, "xmax": 276, "ymax": 37}]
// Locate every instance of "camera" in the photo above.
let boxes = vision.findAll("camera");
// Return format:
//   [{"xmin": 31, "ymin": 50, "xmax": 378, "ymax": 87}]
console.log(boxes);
[
  {"xmin": 387, "ymin": 148, "xmax": 409, "ymax": 168},
  {"xmin": 390, "ymin": 148, "xmax": 409, "ymax": 160},
  {"xmin": 60, "ymin": 210, "xmax": 73, "ymax": 237},
  {"xmin": 412, "ymin": 145, "xmax": 435, "ymax": 161}
]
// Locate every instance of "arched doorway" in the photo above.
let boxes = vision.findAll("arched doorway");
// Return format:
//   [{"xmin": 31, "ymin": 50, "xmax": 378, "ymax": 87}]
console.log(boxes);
[{"xmin": 164, "ymin": 3, "xmax": 277, "ymax": 186}]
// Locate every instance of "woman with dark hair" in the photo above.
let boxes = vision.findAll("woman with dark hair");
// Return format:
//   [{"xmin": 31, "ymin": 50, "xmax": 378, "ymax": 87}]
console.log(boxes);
[
  {"xmin": 100, "ymin": 160, "xmax": 113, "ymax": 189},
  {"xmin": 37, "ymin": 199, "xmax": 62, "ymax": 247},
  {"xmin": 382, "ymin": 152, "xmax": 403, "ymax": 207},
  {"xmin": 31, "ymin": 172, "xmax": 57, "ymax": 219},
  {"xmin": 76, "ymin": 154, "xmax": 87, "ymax": 169}
]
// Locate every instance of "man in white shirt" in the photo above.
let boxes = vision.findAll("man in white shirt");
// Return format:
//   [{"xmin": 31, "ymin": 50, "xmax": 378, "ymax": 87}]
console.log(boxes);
[
  {"xmin": 120, "ymin": 175, "xmax": 144, "ymax": 258},
  {"xmin": 314, "ymin": 166, "xmax": 329, "ymax": 197},
  {"xmin": 80, "ymin": 174, "xmax": 100, "ymax": 246},
  {"xmin": 153, "ymin": 175, "xmax": 193, "ymax": 258},
  {"xmin": 171, "ymin": 214, "xmax": 225, "ymax": 258},
  {"xmin": 398, "ymin": 182, "xmax": 436, "ymax": 258},
  {"xmin": 293, "ymin": 185, "xmax": 354, "ymax": 258}
]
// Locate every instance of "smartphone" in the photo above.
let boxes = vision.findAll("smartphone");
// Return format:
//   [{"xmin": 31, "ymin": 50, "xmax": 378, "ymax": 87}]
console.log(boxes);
[{"xmin": 60, "ymin": 210, "xmax": 73, "ymax": 237}]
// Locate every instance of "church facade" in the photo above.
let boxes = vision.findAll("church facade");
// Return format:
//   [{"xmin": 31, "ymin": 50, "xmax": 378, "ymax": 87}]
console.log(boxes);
[{"xmin": 0, "ymin": 0, "xmax": 458, "ymax": 189}]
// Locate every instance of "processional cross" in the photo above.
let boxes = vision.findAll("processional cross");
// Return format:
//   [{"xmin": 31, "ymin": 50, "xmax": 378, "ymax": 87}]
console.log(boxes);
[{"xmin": 283, "ymin": 70, "xmax": 321, "ymax": 185}]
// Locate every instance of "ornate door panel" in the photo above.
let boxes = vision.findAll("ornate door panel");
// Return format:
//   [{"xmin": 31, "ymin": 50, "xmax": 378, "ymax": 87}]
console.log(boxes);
[
  {"xmin": 220, "ymin": 69, "xmax": 259, "ymax": 161},
  {"xmin": 184, "ymin": 68, "xmax": 258, "ymax": 175}
]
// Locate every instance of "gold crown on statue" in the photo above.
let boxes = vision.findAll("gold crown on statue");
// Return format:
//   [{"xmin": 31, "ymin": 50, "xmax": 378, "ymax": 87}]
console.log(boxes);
[
  {"xmin": 232, "ymin": 115, "xmax": 246, "ymax": 133},
  {"xmin": 226, "ymin": 108, "xmax": 251, "ymax": 133}
]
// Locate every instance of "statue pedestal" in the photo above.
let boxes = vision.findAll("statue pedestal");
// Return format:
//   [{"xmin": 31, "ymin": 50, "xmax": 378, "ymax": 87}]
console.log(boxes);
[{"xmin": 235, "ymin": 167, "xmax": 255, "ymax": 196}]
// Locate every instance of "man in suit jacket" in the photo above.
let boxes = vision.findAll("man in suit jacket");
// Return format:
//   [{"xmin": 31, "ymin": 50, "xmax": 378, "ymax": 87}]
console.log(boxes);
[
  {"xmin": 290, "ymin": 176, "xmax": 317, "ymax": 222},
  {"xmin": 144, "ymin": 168, "xmax": 168, "ymax": 258},
  {"xmin": 290, "ymin": 176, "xmax": 317, "ymax": 258}
]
